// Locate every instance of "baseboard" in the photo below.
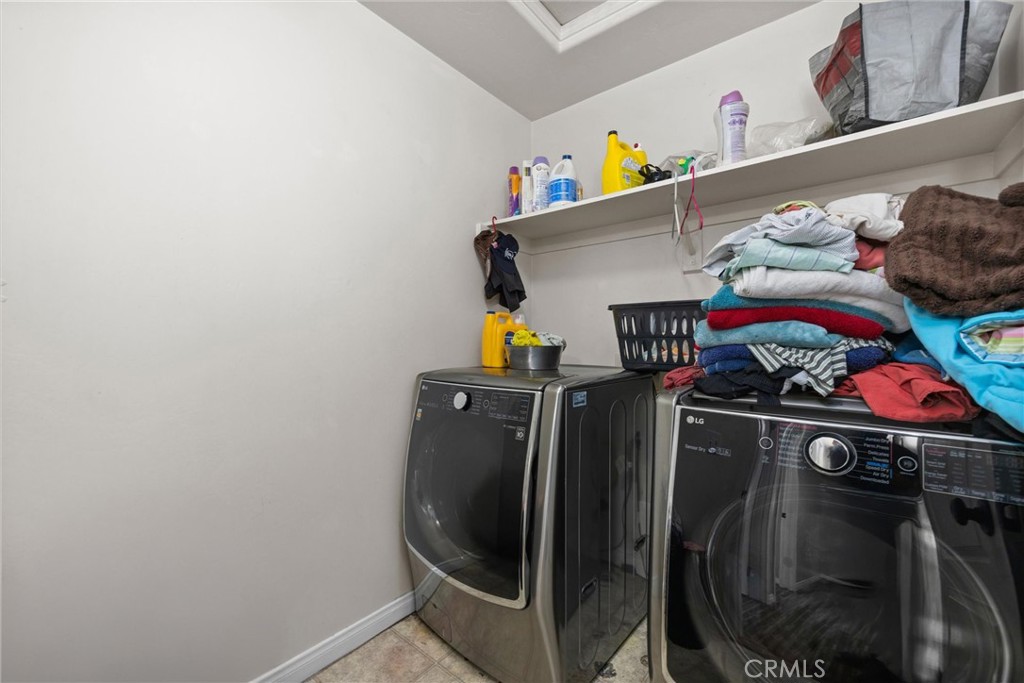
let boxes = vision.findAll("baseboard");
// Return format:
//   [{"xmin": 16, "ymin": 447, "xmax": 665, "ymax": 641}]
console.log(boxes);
[{"xmin": 253, "ymin": 592, "xmax": 416, "ymax": 683}]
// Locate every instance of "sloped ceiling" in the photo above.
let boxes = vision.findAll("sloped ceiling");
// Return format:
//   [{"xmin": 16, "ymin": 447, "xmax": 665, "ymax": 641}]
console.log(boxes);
[{"xmin": 362, "ymin": 1, "xmax": 815, "ymax": 120}]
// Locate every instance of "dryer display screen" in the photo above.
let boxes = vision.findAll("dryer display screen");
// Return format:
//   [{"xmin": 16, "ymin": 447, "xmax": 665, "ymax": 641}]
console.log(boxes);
[{"xmin": 923, "ymin": 443, "xmax": 1024, "ymax": 504}]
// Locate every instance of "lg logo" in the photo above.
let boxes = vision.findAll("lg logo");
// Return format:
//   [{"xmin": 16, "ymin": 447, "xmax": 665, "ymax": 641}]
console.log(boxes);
[{"xmin": 685, "ymin": 415, "xmax": 704, "ymax": 425}]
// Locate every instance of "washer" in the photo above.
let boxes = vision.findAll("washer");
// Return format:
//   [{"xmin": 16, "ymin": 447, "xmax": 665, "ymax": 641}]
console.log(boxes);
[
  {"xmin": 403, "ymin": 366, "xmax": 653, "ymax": 683},
  {"xmin": 650, "ymin": 390, "xmax": 1024, "ymax": 683}
]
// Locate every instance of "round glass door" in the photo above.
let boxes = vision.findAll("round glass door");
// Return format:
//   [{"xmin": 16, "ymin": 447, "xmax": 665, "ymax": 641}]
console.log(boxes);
[{"xmin": 404, "ymin": 384, "xmax": 536, "ymax": 608}]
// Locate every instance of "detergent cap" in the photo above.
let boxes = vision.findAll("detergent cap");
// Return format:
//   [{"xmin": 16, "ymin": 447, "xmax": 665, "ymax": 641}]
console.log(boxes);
[
  {"xmin": 719, "ymin": 90, "xmax": 744, "ymax": 106},
  {"xmin": 562, "ymin": 154, "xmax": 572, "ymax": 159},
  {"xmin": 509, "ymin": 166, "xmax": 519, "ymax": 174},
  {"xmin": 533, "ymin": 156, "xmax": 549, "ymax": 166}
]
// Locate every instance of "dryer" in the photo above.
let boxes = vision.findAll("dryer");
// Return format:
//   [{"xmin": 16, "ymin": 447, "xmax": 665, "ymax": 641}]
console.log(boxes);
[
  {"xmin": 650, "ymin": 390, "xmax": 1024, "ymax": 683},
  {"xmin": 403, "ymin": 366, "xmax": 652, "ymax": 683}
]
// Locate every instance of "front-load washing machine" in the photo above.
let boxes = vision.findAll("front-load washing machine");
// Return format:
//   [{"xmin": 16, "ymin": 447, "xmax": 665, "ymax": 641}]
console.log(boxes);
[
  {"xmin": 650, "ymin": 390, "xmax": 1024, "ymax": 683},
  {"xmin": 403, "ymin": 366, "xmax": 652, "ymax": 683}
]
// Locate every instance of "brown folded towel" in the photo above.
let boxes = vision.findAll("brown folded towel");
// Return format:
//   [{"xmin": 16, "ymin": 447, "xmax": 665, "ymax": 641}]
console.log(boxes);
[{"xmin": 885, "ymin": 183, "xmax": 1024, "ymax": 316}]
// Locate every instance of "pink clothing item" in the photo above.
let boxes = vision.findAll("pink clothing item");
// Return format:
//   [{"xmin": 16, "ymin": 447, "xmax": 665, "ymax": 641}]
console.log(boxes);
[
  {"xmin": 663, "ymin": 365, "xmax": 705, "ymax": 390},
  {"xmin": 854, "ymin": 237, "xmax": 887, "ymax": 270},
  {"xmin": 833, "ymin": 362, "xmax": 980, "ymax": 422}
]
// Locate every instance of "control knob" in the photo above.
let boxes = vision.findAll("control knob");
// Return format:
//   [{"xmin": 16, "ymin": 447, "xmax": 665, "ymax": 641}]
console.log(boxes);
[
  {"xmin": 452, "ymin": 391, "xmax": 472, "ymax": 411},
  {"xmin": 805, "ymin": 433, "xmax": 856, "ymax": 475}
]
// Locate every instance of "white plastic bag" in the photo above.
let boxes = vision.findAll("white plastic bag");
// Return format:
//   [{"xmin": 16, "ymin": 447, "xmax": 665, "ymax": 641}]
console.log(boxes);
[{"xmin": 747, "ymin": 116, "xmax": 832, "ymax": 157}]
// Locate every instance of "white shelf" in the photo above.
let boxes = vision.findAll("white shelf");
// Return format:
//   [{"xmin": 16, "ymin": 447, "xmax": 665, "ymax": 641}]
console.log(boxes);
[{"xmin": 490, "ymin": 91, "xmax": 1024, "ymax": 241}]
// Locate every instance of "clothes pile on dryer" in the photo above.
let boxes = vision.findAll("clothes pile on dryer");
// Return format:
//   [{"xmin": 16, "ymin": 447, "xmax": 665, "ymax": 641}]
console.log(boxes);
[
  {"xmin": 690, "ymin": 194, "xmax": 907, "ymax": 397},
  {"xmin": 666, "ymin": 188, "xmax": 1021, "ymax": 431},
  {"xmin": 884, "ymin": 182, "xmax": 1024, "ymax": 432}
]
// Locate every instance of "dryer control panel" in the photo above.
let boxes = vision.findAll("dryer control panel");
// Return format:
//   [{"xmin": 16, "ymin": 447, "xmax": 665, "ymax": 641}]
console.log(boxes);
[
  {"xmin": 676, "ymin": 405, "xmax": 1024, "ymax": 502},
  {"xmin": 677, "ymin": 407, "xmax": 922, "ymax": 497},
  {"xmin": 922, "ymin": 442, "xmax": 1024, "ymax": 505}
]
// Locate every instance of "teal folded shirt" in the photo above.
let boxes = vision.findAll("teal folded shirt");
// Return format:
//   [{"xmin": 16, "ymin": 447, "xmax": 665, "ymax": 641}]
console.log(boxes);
[
  {"xmin": 718, "ymin": 238, "xmax": 855, "ymax": 281},
  {"xmin": 906, "ymin": 301, "xmax": 1024, "ymax": 431},
  {"xmin": 703, "ymin": 285, "xmax": 896, "ymax": 330},
  {"xmin": 695, "ymin": 320, "xmax": 843, "ymax": 349}
]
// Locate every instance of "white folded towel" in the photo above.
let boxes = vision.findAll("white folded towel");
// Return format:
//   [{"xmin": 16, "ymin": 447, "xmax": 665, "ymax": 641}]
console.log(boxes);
[
  {"xmin": 825, "ymin": 193, "xmax": 905, "ymax": 241},
  {"xmin": 729, "ymin": 266, "xmax": 910, "ymax": 332}
]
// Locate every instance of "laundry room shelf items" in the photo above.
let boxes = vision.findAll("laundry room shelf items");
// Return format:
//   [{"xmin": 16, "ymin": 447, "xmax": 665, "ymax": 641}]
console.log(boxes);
[{"xmin": 486, "ymin": 91, "xmax": 1024, "ymax": 242}]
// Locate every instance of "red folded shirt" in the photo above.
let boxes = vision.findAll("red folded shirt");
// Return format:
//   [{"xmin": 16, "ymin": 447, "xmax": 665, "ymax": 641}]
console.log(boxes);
[
  {"xmin": 706, "ymin": 306, "xmax": 884, "ymax": 338},
  {"xmin": 833, "ymin": 362, "xmax": 980, "ymax": 422}
]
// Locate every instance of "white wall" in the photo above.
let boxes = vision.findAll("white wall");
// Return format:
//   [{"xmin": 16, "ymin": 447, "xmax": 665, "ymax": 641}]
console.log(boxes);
[
  {"xmin": 529, "ymin": 0, "xmax": 1023, "ymax": 365},
  {"xmin": 0, "ymin": 3, "xmax": 529, "ymax": 681}
]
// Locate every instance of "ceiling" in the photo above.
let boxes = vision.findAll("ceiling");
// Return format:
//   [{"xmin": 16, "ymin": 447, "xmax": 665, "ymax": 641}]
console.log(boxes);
[{"xmin": 362, "ymin": 1, "xmax": 815, "ymax": 120}]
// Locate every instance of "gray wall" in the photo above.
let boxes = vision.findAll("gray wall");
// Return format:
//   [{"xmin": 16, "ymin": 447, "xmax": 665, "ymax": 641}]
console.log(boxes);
[{"xmin": 0, "ymin": 3, "xmax": 529, "ymax": 681}]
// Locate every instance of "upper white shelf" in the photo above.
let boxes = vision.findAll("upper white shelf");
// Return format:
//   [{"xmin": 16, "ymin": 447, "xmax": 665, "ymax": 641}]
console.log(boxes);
[{"xmin": 492, "ymin": 91, "xmax": 1024, "ymax": 241}]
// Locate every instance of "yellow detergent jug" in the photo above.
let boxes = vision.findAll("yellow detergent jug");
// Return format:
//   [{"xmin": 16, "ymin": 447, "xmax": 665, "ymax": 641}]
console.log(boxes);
[
  {"xmin": 602, "ymin": 130, "xmax": 647, "ymax": 194},
  {"xmin": 482, "ymin": 311, "xmax": 499, "ymax": 367},
  {"xmin": 482, "ymin": 312, "xmax": 527, "ymax": 368}
]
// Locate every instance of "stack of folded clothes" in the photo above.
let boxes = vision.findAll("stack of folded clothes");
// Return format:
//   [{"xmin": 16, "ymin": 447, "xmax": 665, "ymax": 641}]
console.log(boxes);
[{"xmin": 693, "ymin": 194, "xmax": 909, "ymax": 399}]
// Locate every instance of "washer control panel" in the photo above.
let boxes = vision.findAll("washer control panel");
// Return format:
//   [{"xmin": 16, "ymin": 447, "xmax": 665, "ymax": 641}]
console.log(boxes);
[{"xmin": 417, "ymin": 381, "xmax": 534, "ymax": 423}]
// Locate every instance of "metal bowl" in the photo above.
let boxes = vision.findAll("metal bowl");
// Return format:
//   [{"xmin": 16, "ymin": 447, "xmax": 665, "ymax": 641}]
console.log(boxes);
[{"xmin": 506, "ymin": 344, "xmax": 563, "ymax": 371}]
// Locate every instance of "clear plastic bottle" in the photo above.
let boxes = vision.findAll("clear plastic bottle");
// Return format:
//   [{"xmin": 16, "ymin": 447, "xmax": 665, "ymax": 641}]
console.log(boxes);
[{"xmin": 714, "ymin": 90, "xmax": 750, "ymax": 166}]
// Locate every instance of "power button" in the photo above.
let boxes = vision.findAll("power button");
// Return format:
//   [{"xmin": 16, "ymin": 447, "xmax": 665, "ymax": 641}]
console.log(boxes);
[
  {"xmin": 897, "ymin": 456, "xmax": 919, "ymax": 473},
  {"xmin": 758, "ymin": 437, "xmax": 774, "ymax": 450}
]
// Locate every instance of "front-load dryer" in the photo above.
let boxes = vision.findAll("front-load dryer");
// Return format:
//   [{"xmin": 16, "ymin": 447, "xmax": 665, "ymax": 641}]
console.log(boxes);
[
  {"xmin": 403, "ymin": 366, "xmax": 652, "ymax": 683},
  {"xmin": 650, "ymin": 390, "xmax": 1024, "ymax": 683}
]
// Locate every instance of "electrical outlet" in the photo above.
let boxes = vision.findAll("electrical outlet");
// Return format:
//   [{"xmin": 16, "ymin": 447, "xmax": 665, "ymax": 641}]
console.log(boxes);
[{"xmin": 680, "ymin": 230, "xmax": 704, "ymax": 273}]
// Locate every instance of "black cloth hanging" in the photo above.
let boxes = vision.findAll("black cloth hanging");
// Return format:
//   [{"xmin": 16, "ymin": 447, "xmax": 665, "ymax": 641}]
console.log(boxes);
[{"xmin": 474, "ymin": 229, "xmax": 526, "ymax": 312}]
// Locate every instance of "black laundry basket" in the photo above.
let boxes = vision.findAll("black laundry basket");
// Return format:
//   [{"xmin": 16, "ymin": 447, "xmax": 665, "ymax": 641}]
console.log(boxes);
[{"xmin": 609, "ymin": 300, "xmax": 705, "ymax": 372}]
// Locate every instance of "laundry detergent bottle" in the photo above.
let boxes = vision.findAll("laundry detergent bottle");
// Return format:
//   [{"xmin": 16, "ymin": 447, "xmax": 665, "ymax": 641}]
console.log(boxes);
[
  {"xmin": 482, "ymin": 311, "xmax": 526, "ymax": 368},
  {"xmin": 549, "ymin": 155, "xmax": 578, "ymax": 208},
  {"xmin": 482, "ymin": 311, "xmax": 499, "ymax": 367},
  {"xmin": 602, "ymin": 130, "xmax": 646, "ymax": 194}
]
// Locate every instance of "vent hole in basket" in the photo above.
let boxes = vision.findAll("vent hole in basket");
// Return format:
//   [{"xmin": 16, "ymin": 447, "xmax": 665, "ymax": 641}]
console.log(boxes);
[
  {"xmin": 681, "ymin": 317, "xmax": 690, "ymax": 336},
  {"xmin": 649, "ymin": 312, "xmax": 656, "ymax": 335},
  {"xmin": 681, "ymin": 343, "xmax": 691, "ymax": 365},
  {"xmin": 660, "ymin": 340, "xmax": 669, "ymax": 362},
  {"xmin": 631, "ymin": 315, "xmax": 638, "ymax": 337},
  {"xmin": 650, "ymin": 341, "xmax": 658, "ymax": 361},
  {"xmin": 620, "ymin": 315, "xmax": 627, "ymax": 335},
  {"xmin": 671, "ymin": 341, "xmax": 679, "ymax": 362},
  {"xmin": 671, "ymin": 315, "xmax": 678, "ymax": 335},
  {"xmin": 660, "ymin": 312, "xmax": 667, "ymax": 335}
]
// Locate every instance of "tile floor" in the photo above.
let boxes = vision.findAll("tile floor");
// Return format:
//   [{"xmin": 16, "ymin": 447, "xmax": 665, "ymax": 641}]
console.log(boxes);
[{"xmin": 309, "ymin": 615, "xmax": 649, "ymax": 683}]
